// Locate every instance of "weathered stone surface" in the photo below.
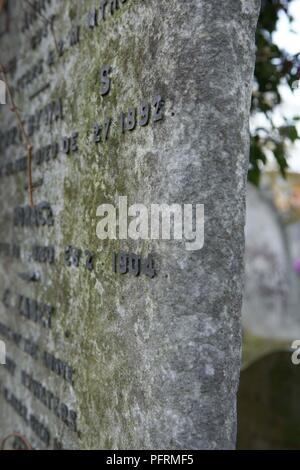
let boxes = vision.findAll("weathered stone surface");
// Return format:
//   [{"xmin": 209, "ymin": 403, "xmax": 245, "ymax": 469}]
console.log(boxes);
[
  {"xmin": 0, "ymin": 0, "xmax": 259, "ymax": 449},
  {"xmin": 242, "ymin": 184, "xmax": 300, "ymax": 367},
  {"xmin": 243, "ymin": 183, "xmax": 300, "ymax": 338}
]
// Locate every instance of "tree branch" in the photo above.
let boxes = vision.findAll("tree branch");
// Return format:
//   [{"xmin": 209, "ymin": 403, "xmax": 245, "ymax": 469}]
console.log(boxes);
[{"xmin": 0, "ymin": 64, "xmax": 34, "ymax": 207}]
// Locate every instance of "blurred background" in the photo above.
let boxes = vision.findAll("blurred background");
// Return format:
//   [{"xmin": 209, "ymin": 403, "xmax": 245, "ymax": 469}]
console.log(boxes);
[{"xmin": 237, "ymin": 0, "xmax": 300, "ymax": 449}]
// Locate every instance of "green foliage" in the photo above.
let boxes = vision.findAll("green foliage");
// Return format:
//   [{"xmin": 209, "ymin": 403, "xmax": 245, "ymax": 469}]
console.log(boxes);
[{"xmin": 249, "ymin": 0, "xmax": 300, "ymax": 185}]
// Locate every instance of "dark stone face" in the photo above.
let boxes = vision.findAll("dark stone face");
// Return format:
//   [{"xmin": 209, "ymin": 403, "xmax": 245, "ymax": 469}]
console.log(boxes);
[
  {"xmin": 0, "ymin": 0, "xmax": 259, "ymax": 450},
  {"xmin": 237, "ymin": 351, "xmax": 300, "ymax": 450}
]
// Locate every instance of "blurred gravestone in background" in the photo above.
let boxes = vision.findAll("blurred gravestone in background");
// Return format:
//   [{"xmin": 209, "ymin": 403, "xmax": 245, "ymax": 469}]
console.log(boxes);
[
  {"xmin": 238, "ymin": 180, "xmax": 300, "ymax": 449},
  {"xmin": 242, "ymin": 182, "xmax": 300, "ymax": 366}
]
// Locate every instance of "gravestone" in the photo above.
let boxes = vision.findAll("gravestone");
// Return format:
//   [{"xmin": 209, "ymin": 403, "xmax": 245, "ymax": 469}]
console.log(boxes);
[
  {"xmin": 242, "ymin": 184, "xmax": 300, "ymax": 345},
  {"xmin": 0, "ymin": 0, "xmax": 259, "ymax": 449},
  {"xmin": 239, "ymin": 186, "xmax": 300, "ymax": 448}
]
